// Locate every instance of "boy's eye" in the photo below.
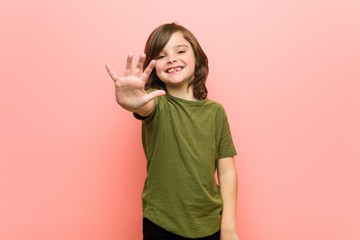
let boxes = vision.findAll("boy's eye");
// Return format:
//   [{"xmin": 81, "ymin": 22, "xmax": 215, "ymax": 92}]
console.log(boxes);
[
  {"xmin": 157, "ymin": 55, "xmax": 165, "ymax": 59},
  {"xmin": 178, "ymin": 50, "xmax": 186, "ymax": 54}
]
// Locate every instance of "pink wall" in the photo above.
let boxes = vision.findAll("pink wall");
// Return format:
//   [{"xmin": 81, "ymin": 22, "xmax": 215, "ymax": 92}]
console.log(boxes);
[{"xmin": 1, "ymin": 0, "xmax": 359, "ymax": 239}]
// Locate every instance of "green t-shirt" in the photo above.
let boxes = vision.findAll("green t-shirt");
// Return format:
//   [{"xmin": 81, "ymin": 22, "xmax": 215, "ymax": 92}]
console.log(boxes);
[{"xmin": 134, "ymin": 94, "xmax": 237, "ymax": 238}]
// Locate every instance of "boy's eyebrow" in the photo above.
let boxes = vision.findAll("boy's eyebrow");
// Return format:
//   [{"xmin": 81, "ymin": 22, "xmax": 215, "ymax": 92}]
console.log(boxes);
[
  {"xmin": 159, "ymin": 44, "xmax": 189, "ymax": 54},
  {"xmin": 175, "ymin": 44, "xmax": 189, "ymax": 48},
  {"xmin": 161, "ymin": 45, "xmax": 189, "ymax": 52}
]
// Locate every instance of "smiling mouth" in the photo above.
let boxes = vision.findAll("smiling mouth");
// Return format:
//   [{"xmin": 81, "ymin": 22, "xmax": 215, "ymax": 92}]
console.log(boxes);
[{"xmin": 166, "ymin": 67, "xmax": 183, "ymax": 73}]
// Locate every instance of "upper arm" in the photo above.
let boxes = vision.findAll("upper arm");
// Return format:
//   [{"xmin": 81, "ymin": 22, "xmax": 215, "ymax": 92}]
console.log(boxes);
[{"xmin": 217, "ymin": 157, "xmax": 237, "ymax": 177}]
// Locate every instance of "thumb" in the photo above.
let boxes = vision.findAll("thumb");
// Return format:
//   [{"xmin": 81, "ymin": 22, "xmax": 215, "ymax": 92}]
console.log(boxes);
[{"xmin": 143, "ymin": 90, "xmax": 166, "ymax": 103}]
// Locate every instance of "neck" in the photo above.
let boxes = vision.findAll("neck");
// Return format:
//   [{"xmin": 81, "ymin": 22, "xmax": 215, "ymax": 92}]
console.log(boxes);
[{"xmin": 166, "ymin": 85, "xmax": 197, "ymax": 101}]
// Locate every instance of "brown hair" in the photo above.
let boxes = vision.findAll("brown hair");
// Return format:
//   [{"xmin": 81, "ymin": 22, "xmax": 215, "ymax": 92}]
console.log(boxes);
[{"xmin": 143, "ymin": 23, "xmax": 209, "ymax": 100}]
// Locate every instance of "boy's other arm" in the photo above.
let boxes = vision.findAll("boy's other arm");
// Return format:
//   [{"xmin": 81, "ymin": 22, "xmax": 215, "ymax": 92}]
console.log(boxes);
[{"xmin": 217, "ymin": 157, "xmax": 239, "ymax": 240}]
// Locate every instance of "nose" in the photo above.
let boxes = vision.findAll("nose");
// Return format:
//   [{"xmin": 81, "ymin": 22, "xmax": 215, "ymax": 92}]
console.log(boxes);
[{"xmin": 167, "ymin": 55, "xmax": 177, "ymax": 64}]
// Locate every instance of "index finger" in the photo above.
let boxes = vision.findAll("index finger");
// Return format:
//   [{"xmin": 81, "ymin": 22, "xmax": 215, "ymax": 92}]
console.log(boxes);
[{"xmin": 140, "ymin": 59, "xmax": 156, "ymax": 82}]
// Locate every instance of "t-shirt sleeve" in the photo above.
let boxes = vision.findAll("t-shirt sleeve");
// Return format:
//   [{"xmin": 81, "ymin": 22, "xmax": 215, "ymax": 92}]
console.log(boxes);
[
  {"xmin": 216, "ymin": 106, "xmax": 237, "ymax": 159},
  {"xmin": 133, "ymin": 102, "xmax": 158, "ymax": 122}
]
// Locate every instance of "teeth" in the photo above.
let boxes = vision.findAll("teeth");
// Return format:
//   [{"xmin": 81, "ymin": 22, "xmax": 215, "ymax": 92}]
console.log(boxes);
[{"xmin": 167, "ymin": 67, "xmax": 182, "ymax": 73}]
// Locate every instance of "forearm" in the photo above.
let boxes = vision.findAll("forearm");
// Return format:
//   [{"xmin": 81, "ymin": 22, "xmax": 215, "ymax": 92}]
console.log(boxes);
[
  {"xmin": 218, "ymin": 159, "xmax": 238, "ymax": 232},
  {"xmin": 134, "ymin": 99, "xmax": 155, "ymax": 117}
]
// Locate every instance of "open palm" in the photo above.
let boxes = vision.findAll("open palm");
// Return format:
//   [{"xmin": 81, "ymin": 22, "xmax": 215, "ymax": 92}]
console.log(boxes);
[{"xmin": 106, "ymin": 53, "xmax": 165, "ymax": 112}]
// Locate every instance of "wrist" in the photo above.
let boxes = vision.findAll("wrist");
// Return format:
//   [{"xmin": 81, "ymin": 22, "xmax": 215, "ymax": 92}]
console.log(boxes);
[
  {"xmin": 221, "ymin": 226, "xmax": 236, "ymax": 233},
  {"xmin": 220, "ymin": 229, "xmax": 239, "ymax": 240},
  {"xmin": 221, "ymin": 216, "xmax": 236, "ymax": 232}
]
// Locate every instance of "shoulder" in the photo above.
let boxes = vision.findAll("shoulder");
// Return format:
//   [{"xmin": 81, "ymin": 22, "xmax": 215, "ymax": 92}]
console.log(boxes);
[{"xmin": 204, "ymin": 98, "xmax": 226, "ymax": 112}]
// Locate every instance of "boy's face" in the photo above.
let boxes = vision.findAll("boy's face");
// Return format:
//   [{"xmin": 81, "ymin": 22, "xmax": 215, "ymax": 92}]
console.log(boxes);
[{"xmin": 154, "ymin": 32, "xmax": 196, "ymax": 89}]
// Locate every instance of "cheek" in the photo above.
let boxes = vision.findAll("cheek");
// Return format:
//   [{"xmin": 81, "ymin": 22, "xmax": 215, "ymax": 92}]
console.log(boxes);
[
  {"xmin": 154, "ymin": 61, "xmax": 163, "ymax": 71},
  {"xmin": 155, "ymin": 67, "xmax": 162, "ymax": 76},
  {"xmin": 187, "ymin": 55, "xmax": 196, "ymax": 68},
  {"xmin": 154, "ymin": 65, "xmax": 164, "ymax": 81},
  {"xmin": 188, "ymin": 59, "xmax": 196, "ymax": 71},
  {"xmin": 154, "ymin": 64, "xmax": 161, "ymax": 74}
]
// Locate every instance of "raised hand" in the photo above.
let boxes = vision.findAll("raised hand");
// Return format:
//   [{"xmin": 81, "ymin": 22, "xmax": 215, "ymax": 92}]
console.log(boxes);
[{"xmin": 106, "ymin": 53, "xmax": 166, "ymax": 112}]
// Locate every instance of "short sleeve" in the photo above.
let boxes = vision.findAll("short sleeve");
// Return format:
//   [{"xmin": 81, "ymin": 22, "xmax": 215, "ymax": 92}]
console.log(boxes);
[{"xmin": 216, "ymin": 107, "xmax": 237, "ymax": 159}]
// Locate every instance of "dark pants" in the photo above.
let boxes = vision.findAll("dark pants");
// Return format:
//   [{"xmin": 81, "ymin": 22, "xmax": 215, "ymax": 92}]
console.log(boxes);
[{"xmin": 143, "ymin": 218, "xmax": 220, "ymax": 240}]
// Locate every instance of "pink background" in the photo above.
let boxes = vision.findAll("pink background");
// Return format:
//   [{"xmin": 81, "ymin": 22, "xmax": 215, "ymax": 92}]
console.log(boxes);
[{"xmin": 1, "ymin": 0, "xmax": 359, "ymax": 239}]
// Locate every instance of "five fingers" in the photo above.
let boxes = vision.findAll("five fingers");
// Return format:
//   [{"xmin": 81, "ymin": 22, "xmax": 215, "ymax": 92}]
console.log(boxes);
[{"xmin": 106, "ymin": 53, "xmax": 155, "ymax": 83}]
